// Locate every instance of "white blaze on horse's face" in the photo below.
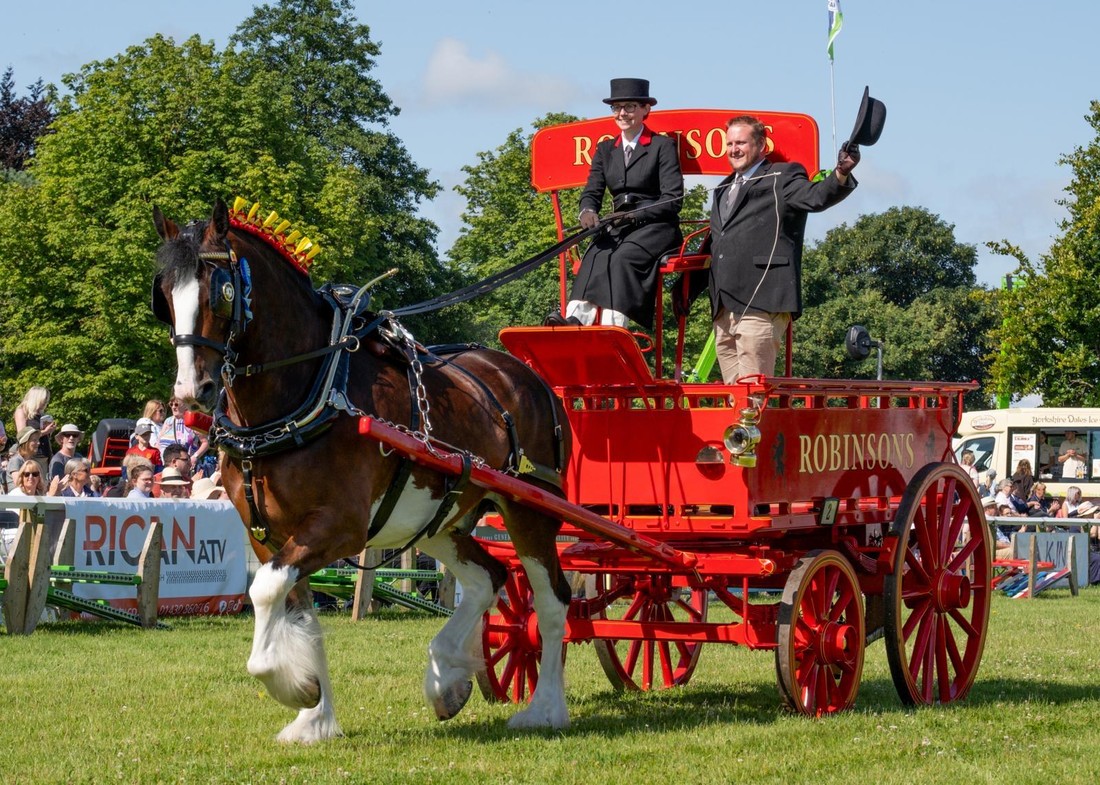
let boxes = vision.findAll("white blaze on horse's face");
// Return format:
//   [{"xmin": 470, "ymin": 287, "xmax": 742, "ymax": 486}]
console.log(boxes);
[{"xmin": 171, "ymin": 270, "xmax": 203, "ymax": 402}]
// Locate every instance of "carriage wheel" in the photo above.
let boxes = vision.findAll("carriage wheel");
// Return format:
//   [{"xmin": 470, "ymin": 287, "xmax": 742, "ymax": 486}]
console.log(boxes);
[
  {"xmin": 776, "ymin": 550, "xmax": 865, "ymax": 715},
  {"xmin": 476, "ymin": 569, "xmax": 564, "ymax": 703},
  {"xmin": 592, "ymin": 573, "xmax": 707, "ymax": 691},
  {"xmin": 884, "ymin": 463, "xmax": 991, "ymax": 706}
]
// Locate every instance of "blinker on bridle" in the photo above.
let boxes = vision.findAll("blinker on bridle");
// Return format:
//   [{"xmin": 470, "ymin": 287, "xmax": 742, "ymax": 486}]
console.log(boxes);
[{"xmin": 152, "ymin": 227, "xmax": 253, "ymax": 369}]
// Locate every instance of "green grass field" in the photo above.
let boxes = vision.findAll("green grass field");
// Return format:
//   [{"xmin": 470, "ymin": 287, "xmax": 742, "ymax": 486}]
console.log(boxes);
[{"xmin": 3, "ymin": 588, "xmax": 1099, "ymax": 784}]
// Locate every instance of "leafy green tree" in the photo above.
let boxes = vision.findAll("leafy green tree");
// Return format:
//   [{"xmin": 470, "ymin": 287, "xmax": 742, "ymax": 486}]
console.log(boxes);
[
  {"xmin": 0, "ymin": 5, "xmax": 451, "ymax": 432},
  {"xmin": 0, "ymin": 67, "xmax": 55, "ymax": 172},
  {"xmin": 992, "ymin": 100, "xmax": 1100, "ymax": 405},
  {"xmin": 796, "ymin": 207, "xmax": 997, "ymax": 406},
  {"xmin": 229, "ymin": 0, "xmax": 456, "ymax": 324}
]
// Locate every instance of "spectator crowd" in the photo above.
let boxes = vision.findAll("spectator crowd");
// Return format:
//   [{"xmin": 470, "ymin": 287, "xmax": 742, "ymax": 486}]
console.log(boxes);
[{"xmin": 2, "ymin": 386, "xmax": 224, "ymax": 502}]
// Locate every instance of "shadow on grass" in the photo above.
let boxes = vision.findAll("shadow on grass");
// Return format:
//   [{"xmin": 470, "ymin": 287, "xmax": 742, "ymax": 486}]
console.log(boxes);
[{"xmin": 413, "ymin": 671, "xmax": 1100, "ymax": 745}]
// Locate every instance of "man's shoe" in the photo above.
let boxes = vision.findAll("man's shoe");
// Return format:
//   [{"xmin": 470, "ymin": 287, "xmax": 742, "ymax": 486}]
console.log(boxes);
[{"xmin": 544, "ymin": 312, "xmax": 582, "ymax": 326}]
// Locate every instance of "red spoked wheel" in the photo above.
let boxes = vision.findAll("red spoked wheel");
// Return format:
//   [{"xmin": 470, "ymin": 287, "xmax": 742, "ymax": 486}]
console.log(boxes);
[
  {"xmin": 776, "ymin": 550, "xmax": 865, "ymax": 715},
  {"xmin": 884, "ymin": 463, "xmax": 991, "ymax": 706},
  {"xmin": 593, "ymin": 573, "xmax": 707, "ymax": 691},
  {"xmin": 476, "ymin": 569, "xmax": 563, "ymax": 703}
]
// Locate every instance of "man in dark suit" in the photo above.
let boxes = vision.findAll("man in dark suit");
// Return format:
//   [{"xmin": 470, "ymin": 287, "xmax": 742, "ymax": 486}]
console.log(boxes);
[
  {"xmin": 682, "ymin": 115, "xmax": 859, "ymax": 381},
  {"xmin": 549, "ymin": 78, "xmax": 683, "ymax": 330}
]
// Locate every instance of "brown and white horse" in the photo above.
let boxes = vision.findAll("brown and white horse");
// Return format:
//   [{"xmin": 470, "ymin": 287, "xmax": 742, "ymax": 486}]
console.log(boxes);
[{"xmin": 152, "ymin": 199, "xmax": 572, "ymax": 742}]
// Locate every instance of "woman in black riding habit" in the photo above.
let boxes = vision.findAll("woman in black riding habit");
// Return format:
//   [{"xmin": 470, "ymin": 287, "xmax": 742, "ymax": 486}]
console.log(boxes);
[{"xmin": 546, "ymin": 78, "xmax": 683, "ymax": 330}]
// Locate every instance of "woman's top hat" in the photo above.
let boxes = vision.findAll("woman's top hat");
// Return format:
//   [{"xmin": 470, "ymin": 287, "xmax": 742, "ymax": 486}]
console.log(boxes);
[{"xmin": 603, "ymin": 78, "xmax": 657, "ymax": 106}]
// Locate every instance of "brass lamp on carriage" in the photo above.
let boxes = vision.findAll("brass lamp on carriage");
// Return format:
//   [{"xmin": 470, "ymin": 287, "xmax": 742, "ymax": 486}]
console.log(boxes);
[{"xmin": 723, "ymin": 406, "xmax": 762, "ymax": 467}]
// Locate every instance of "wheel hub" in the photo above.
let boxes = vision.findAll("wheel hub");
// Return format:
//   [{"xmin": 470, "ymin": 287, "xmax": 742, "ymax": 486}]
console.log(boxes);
[
  {"xmin": 817, "ymin": 621, "xmax": 857, "ymax": 665},
  {"xmin": 935, "ymin": 571, "xmax": 972, "ymax": 611}
]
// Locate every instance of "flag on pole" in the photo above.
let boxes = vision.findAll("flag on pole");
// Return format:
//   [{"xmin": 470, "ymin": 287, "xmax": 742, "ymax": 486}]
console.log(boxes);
[{"xmin": 827, "ymin": 0, "xmax": 844, "ymax": 61}]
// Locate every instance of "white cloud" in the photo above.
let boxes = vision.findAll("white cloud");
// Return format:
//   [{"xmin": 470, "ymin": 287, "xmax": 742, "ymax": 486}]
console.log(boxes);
[{"xmin": 420, "ymin": 38, "xmax": 579, "ymax": 109}]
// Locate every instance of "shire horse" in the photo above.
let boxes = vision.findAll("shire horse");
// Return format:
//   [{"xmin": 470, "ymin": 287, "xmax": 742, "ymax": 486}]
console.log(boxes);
[{"xmin": 151, "ymin": 198, "xmax": 572, "ymax": 742}]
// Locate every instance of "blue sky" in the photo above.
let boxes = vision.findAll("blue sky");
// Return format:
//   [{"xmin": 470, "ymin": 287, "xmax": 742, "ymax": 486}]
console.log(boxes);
[{"xmin": 6, "ymin": 0, "xmax": 1099, "ymax": 286}]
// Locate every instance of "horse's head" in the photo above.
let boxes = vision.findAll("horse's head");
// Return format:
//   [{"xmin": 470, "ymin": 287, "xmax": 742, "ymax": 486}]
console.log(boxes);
[{"xmin": 152, "ymin": 199, "xmax": 250, "ymax": 412}]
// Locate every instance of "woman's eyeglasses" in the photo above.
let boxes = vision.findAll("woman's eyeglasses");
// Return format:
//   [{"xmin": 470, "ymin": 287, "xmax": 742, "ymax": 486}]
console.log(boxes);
[
  {"xmin": 610, "ymin": 103, "xmax": 639, "ymax": 115},
  {"xmin": 23, "ymin": 471, "xmax": 40, "ymax": 477}
]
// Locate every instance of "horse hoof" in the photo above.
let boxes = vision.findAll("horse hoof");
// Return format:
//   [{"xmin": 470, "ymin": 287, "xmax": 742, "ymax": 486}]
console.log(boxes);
[{"xmin": 435, "ymin": 680, "xmax": 474, "ymax": 721}]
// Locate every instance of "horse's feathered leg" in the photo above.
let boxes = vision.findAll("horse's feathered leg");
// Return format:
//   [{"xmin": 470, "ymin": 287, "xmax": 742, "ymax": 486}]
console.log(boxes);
[
  {"xmin": 499, "ymin": 501, "xmax": 571, "ymax": 730},
  {"xmin": 417, "ymin": 530, "xmax": 508, "ymax": 721},
  {"xmin": 247, "ymin": 558, "xmax": 342, "ymax": 743}
]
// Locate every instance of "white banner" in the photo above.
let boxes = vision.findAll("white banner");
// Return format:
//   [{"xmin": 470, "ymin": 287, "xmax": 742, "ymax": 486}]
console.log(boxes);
[{"xmin": 61, "ymin": 498, "xmax": 249, "ymax": 616}]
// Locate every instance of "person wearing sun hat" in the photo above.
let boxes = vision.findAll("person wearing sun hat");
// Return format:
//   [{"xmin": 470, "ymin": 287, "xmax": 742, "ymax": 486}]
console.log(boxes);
[
  {"xmin": 5, "ymin": 425, "xmax": 43, "ymax": 490},
  {"xmin": 154, "ymin": 466, "xmax": 192, "ymax": 499},
  {"xmin": 546, "ymin": 78, "xmax": 684, "ymax": 331},
  {"xmin": 190, "ymin": 475, "xmax": 226, "ymax": 501},
  {"xmin": 48, "ymin": 423, "xmax": 85, "ymax": 482}
]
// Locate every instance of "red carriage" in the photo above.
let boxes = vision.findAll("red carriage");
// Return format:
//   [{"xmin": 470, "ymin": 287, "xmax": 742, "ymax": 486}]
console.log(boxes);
[{"xmin": 361, "ymin": 108, "xmax": 991, "ymax": 717}]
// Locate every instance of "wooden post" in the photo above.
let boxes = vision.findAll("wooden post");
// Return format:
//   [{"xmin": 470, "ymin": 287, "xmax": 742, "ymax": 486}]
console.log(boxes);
[
  {"xmin": 23, "ymin": 512, "xmax": 52, "ymax": 634},
  {"xmin": 1067, "ymin": 535, "xmax": 1080, "ymax": 597},
  {"xmin": 136, "ymin": 519, "xmax": 163, "ymax": 629},
  {"xmin": 51, "ymin": 519, "xmax": 78, "ymax": 621},
  {"xmin": 351, "ymin": 547, "xmax": 381, "ymax": 620},
  {"xmin": 438, "ymin": 566, "xmax": 456, "ymax": 610},
  {"xmin": 401, "ymin": 550, "xmax": 414, "ymax": 594},
  {"xmin": 2, "ymin": 520, "xmax": 34, "ymax": 634}
]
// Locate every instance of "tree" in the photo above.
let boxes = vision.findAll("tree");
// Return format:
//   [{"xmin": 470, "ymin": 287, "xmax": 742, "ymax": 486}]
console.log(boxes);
[
  {"xmin": 796, "ymin": 207, "xmax": 997, "ymax": 406},
  {"xmin": 0, "ymin": 5, "xmax": 453, "ymax": 432},
  {"xmin": 229, "ymin": 0, "xmax": 457, "ymax": 328},
  {"xmin": 992, "ymin": 100, "xmax": 1100, "ymax": 406},
  {"xmin": 0, "ymin": 67, "xmax": 55, "ymax": 172}
]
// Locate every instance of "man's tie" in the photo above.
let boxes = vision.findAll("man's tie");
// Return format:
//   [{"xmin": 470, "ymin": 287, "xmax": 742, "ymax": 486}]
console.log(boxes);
[
  {"xmin": 720, "ymin": 174, "xmax": 744, "ymax": 221},
  {"xmin": 624, "ymin": 145, "xmax": 632, "ymax": 166}
]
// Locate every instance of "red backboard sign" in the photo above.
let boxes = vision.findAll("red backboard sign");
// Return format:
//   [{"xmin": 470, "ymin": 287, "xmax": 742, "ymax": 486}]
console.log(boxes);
[{"xmin": 531, "ymin": 109, "xmax": 820, "ymax": 192}]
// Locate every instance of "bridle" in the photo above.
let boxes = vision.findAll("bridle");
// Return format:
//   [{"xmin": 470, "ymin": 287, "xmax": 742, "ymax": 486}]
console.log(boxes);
[{"xmin": 151, "ymin": 224, "xmax": 253, "ymax": 386}]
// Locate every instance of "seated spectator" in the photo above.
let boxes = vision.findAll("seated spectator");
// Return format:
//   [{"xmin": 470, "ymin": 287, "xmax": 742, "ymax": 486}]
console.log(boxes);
[
  {"xmin": 49, "ymin": 423, "xmax": 85, "ymax": 482},
  {"xmin": 1026, "ymin": 481, "xmax": 1050, "ymax": 517},
  {"xmin": 127, "ymin": 465, "xmax": 155, "ymax": 499},
  {"xmin": 1057, "ymin": 429, "xmax": 1087, "ymax": 480},
  {"xmin": 5, "ymin": 426, "xmax": 42, "ymax": 489},
  {"xmin": 154, "ymin": 443, "xmax": 192, "ymax": 497},
  {"xmin": 976, "ymin": 468, "xmax": 997, "ymax": 498},
  {"xmin": 191, "ymin": 476, "xmax": 226, "ymax": 501},
  {"xmin": 59, "ymin": 457, "xmax": 98, "ymax": 498},
  {"xmin": 8, "ymin": 459, "xmax": 48, "ymax": 498},
  {"xmin": 105, "ymin": 454, "xmax": 154, "ymax": 498},
  {"xmin": 1059, "ymin": 485, "xmax": 1084, "ymax": 518},
  {"xmin": 994, "ymin": 479, "xmax": 1027, "ymax": 517},
  {"xmin": 983, "ymin": 496, "xmax": 1014, "ymax": 561},
  {"xmin": 125, "ymin": 419, "xmax": 163, "ymax": 471},
  {"xmin": 155, "ymin": 467, "xmax": 191, "ymax": 499}
]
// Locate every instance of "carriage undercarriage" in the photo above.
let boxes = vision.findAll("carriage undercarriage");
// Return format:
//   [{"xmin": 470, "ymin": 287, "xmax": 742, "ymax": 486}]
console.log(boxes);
[{"xmin": 360, "ymin": 326, "xmax": 991, "ymax": 718}]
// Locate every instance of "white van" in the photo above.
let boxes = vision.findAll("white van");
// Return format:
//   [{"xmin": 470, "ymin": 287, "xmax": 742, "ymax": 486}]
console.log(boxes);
[{"xmin": 953, "ymin": 408, "xmax": 1100, "ymax": 498}]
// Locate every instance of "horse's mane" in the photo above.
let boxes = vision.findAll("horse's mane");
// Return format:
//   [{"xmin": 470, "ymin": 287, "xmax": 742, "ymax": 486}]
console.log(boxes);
[{"xmin": 156, "ymin": 198, "xmax": 320, "ymax": 289}]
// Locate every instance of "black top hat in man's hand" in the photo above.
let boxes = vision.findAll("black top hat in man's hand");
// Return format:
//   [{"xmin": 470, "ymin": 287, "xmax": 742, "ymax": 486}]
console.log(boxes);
[
  {"xmin": 847, "ymin": 86, "xmax": 886, "ymax": 147},
  {"xmin": 604, "ymin": 78, "xmax": 657, "ymax": 106}
]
